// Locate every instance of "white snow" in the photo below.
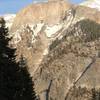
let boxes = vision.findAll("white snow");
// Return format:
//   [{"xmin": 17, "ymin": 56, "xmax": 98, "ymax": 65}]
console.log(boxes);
[
  {"xmin": 45, "ymin": 24, "xmax": 63, "ymax": 38},
  {"xmin": 28, "ymin": 23, "xmax": 44, "ymax": 36},
  {"xmin": 32, "ymin": 23, "xmax": 44, "ymax": 36},
  {"xmin": 29, "ymin": 23, "xmax": 44, "ymax": 43},
  {"xmin": 80, "ymin": 0, "xmax": 100, "ymax": 11},
  {"xmin": 3, "ymin": 14, "xmax": 16, "ymax": 21}
]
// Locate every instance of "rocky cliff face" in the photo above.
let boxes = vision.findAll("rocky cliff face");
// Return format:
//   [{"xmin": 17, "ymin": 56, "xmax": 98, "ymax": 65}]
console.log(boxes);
[{"xmin": 9, "ymin": 0, "xmax": 100, "ymax": 100}]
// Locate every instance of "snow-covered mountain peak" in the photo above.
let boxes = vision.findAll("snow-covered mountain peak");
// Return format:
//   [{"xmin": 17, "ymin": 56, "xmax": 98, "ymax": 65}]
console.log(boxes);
[{"xmin": 80, "ymin": 0, "xmax": 100, "ymax": 11}]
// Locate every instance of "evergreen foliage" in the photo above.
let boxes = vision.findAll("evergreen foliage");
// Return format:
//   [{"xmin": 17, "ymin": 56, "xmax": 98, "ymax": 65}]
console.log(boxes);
[
  {"xmin": 18, "ymin": 56, "xmax": 38, "ymax": 100},
  {"xmin": 0, "ymin": 18, "xmax": 37, "ymax": 100}
]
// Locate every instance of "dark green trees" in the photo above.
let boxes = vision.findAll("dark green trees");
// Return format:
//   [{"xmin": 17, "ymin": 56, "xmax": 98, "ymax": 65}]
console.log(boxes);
[
  {"xmin": 18, "ymin": 56, "xmax": 38, "ymax": 100},
  {"xmin": 0, "ymin": 18, "xmax": 37, "ymax": 100}
]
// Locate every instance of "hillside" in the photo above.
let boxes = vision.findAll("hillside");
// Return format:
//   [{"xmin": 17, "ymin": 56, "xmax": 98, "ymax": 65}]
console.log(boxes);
[
  {"xmin": 33, "ymin": 19, "xmax": 100, "ymax": 100},
  {"xmin": 8, "ymin": 0, "xmax": 100, "ymax": 100}
]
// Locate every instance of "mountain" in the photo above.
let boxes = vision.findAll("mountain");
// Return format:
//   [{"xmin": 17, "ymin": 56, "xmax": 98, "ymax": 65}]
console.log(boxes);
[
  {"xmin": 34, "ymin": 19, "xmax": 100, "ymax": 100},
  {"xmin": 1, "ymin": 14, "xmax": 16, "ymax": 29},
  {"xmin": 80, "ymin": 0, "xmax": 100, "ymax": 11},
  {"xmin": 10, "ymin": 0, "xmax": 71, "ymax": 32},
  {"xmin": 8, "ymin": 0, "xmax": 100, "ymax": 100}
]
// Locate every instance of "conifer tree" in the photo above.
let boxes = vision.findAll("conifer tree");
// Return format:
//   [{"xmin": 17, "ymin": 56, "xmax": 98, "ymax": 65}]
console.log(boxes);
[
  {"xmin": 0, "ymin": 18, "xmax": 38, "ymax": 100},
  {"xmin": 18, "ymin": 56, "xmax": 38, "ymax": 100}
]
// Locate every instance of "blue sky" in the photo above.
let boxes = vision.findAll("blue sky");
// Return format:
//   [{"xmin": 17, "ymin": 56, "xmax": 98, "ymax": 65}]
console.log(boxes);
[
  {"xmin": 71, "ymin": 0, "xmax": 84, "ymax": 4},
  {"xmin": 0, "ymin": 0, "xmax": 84, "ymax": 14}
]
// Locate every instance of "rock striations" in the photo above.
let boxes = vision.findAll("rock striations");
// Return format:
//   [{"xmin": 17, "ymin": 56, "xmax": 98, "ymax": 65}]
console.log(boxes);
[{"xmin": 8, "ymin": 0, "xmax": 100, "ymax": 100}]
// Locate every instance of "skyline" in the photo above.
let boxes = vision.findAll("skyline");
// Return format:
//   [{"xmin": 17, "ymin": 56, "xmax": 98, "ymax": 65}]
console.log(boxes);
[{"xmin": 0, "ymin": 0, "xmax": 84, "ymax": 14}]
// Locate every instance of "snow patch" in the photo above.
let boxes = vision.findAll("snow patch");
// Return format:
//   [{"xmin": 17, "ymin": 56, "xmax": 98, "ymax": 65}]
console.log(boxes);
[
  {"xmin": 29, "ymin": 23, "xmax": 44, "ymax": 43},
  {"xmin": 45, "ymin": 24, "xmax": 63, "ymax": 37},
  {"xmin": 3, "ymin": 14, "xmax": 16, "ymax": 21},
  {"xmin": 32, "ymin": 23, "xmax": 44, "ymax": 36}
]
